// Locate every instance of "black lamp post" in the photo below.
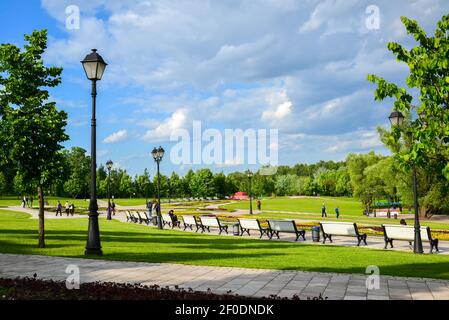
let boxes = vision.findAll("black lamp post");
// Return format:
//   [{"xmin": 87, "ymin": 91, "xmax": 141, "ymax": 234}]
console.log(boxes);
[
  {"xmin": 152, "ymin": 146, "xmax": 165, "ymax": 229},
  {"xmin": 246, "ymin": 169, "xmax": 253, "ymax": 215},
  {"xmin": 82, "ymin": 49, "xmax": 107, "ymax": 256},
  {"xmin": 389, "ymin": 110, "xmax": 423, "ymax": 254},
  {"xmin": 106, "ymin": 160, "xmax": 113, "ymax": 220}
]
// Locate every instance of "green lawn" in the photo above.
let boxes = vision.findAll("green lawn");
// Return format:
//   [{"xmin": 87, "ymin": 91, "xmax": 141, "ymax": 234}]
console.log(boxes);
[
  {"xmin": 222, "ymin": 196, "xmax": 364, "ymax": 215},
  {"xmin": 1, "ymin": 209, "xmax": 449, "ymax": 280},
  {"xmin": 0, "ymin": 197, "xmax": 23, "ymax": 207}
]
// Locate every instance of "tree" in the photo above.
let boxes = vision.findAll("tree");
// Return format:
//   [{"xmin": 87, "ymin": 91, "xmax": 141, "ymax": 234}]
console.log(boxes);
[
  {"xmin": 368, "ymin": 14, "xmax": 449, "ymax": 215},
  {"xmin": 190, "ymin": 169, "xmax": 216, "ymax": 197},
  {"xmin": 0, "ymin": 30, "xmax": 68, "ymax": 247},
  {"xmin": 347, "ymin": 152, "xmax": 384, "ymax": 213},
  {"xmin": 0, "ymin": 172, "xmax": 7, "ymax": 196},
  {"xmin": 136, "ymin": 168, "xmax": 152, "ymax": 200},
  {"xmin": 63, "ymin": 147, "xmax": 90, "ymax": 199}
]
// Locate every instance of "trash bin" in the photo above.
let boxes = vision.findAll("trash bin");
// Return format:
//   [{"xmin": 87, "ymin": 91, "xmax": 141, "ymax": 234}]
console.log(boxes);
[
  {"xmin": 312, "ymin": 226, "xmax": 320, "ymax": 242},
  {"xmin": 233, "ymin": 223, "xmax": 241, "ymax": 236}
]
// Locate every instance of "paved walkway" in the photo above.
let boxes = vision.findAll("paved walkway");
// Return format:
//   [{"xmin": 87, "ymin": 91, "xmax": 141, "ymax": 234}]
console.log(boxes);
[{"xmin": 1, "ymin": 253, "xmax": 449, "ymax": 300}]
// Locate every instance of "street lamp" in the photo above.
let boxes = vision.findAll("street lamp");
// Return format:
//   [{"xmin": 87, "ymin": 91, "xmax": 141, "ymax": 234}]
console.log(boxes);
[
  {"xmin": 106, "ymin": 160, "xmax": 113, "ymax": 220},
  {"xmin": 82, "ymin": 49, "xmax": 107, "ymax": 256},
  {"xmin": 152, "ymin": 146, "xmax": 165, "ymax": 229},
  {"xmin": 389, "ymin": 110, "xmax": 423, "ymax": 254},
  {"xmin": 246, "ymin": 169, "xmax": 253, "ymax": 215}
]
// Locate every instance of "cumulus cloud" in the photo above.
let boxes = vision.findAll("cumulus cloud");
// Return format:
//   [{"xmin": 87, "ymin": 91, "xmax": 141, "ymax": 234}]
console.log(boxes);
[
  {"xmin": 38, "ymin": 0, "xmax": 449, "ymax": 170},
  {"xmin": 103, "ymin": 129, "xmax": 129, "ymax": 143},
  {"xmin": 141, "ymin": 108, "xmax": 189, "ymax": 142}
]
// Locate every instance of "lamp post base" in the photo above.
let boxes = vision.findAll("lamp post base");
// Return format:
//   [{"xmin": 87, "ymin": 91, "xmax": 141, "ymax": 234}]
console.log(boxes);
[{"xmin": 85, "ymin": 248, "xmax": 103, "ymax": 255}]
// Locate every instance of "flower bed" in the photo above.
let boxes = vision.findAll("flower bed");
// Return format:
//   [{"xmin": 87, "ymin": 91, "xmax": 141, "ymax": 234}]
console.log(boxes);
[{"xmin": 0, "ymin": 276, "xmax": 326, "ymax": 300}]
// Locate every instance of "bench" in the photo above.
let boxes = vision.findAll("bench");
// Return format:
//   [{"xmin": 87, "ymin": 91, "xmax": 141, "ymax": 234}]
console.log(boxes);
[
  {"xmin": 320, "ymin": 222, "xmax": 367, "ymax": 246},
  {"xmin": 268, "ymin": 220, "xmax": 306, "ymax": 241},
  {"xmin": 382, "ymin": 224, "xmax": 439, "ymax": 253},
  {"xmin": 182, "ymin": 215, "xmax": 204, "ymax": 232},
  {"xmin": 161, "ymin": 214, "xmax": 181, "ymax": 229},
  {"xmin": 127, "ymin": 211, "xmax": 138, "ymax": 223},
  {"xmin": 136, "ymin": 211, "xmax": 150, "ymax": 225},
  {"xmin": 237, "ymin": 218, "xmax": 270, "ymax": 238},
  {"xmin": 199, "ymin": 216, "xmax": 228, "ymax": 235},
  {"xmin": 125, "ymin": 211, "xmax": 132, "ymax": 222}
]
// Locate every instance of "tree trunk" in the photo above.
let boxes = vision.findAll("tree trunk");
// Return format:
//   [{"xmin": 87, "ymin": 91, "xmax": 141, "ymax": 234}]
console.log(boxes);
[
  {"xmin": 420, "ymin": 205, "xmax": 428, "ymax": 219},
  {"xmin": 37, "ymin": 184, "xmax": 45, "ymax": 248}
]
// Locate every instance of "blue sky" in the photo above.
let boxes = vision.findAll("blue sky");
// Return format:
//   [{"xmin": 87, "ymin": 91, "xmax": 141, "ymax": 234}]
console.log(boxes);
[{"xmin": 1, "ymin": 0, "xmax": 448, "ymax": 176}]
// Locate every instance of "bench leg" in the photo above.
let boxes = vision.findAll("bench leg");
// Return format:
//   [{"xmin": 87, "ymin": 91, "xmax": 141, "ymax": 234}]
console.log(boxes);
[
  {"xmin": 329, "ymin": 235, "xmax": 333, "ymax": 243},
  {"xmin": 431, "ymin": 239, "xmax": 439, "ymax": 253}
]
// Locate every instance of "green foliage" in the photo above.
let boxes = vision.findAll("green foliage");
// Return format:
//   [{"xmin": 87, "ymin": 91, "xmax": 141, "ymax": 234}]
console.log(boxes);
[
  {"xmin": 62, "ymin": 147, "xmax": 90, "ymax": 198},
  {"xmin": 0, "ymin": 29, "xmax": 68, "ymax": 247},
  {"xmin": 368, "ymin": 14, "xmax": 449, "ymax": 215}
]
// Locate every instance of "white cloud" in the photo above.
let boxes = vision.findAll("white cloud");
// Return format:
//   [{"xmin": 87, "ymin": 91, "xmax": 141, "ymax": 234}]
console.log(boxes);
[
  {"xmin": 103, "ymin": 129, "xmax": 129, "ymax": 143},
  {"xmin": 141, "ymin": 108, "xmax": 188, "ymax": 142}
]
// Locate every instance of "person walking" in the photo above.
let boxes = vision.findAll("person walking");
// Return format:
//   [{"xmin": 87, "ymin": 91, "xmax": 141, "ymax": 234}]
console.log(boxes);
[
  {"xmin": 257, "ymin": 199, "xmax": 261, "ymax": 211},
  {"xmin": 153, "ymin": 200, "xmax": 160, "ymax": 215},
  {"xmin": 25, "ymin": 196, "xmax": 29, "ymax": 207},
  {"xmin": 55, "ymin": 201, "xmax": 62, "ymax": 216},
  {"xmin": 321, "ymin": 202, "xmax": 327, "ymax": 218},
  {"xmin": 69, "ymin": 203, "xmax": 75, "ymax": 216},
  {"xmin": 21, "ymin": 196, "xmax": 26, "ymax": 208},
  {"xmin": 111, "ymin": 200, "xmax": 116, "ymax": 216},
  {"xmin": 65, "ymin": 201, "xmax": 70, "ymax": 216},
  {"xmin": 335, "ymin": 207, "xmax": 340, "ymax": 219},
  {"xmin": 147, "ymin": 200, "xmax": 153, "ymax": 217},
  {"xmin": 29, "ymin": 196, "xmax": 33, "ymax": 208}
]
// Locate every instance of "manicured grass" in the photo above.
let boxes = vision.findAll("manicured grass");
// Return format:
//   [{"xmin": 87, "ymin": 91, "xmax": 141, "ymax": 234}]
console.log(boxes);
[
  {"xmin": 222, "ymin": 196, "xmax": 364, "ymax": 215},
  {"xmin": 0, "ymin": 197, "xmax": 23, "ymax": 207},
  {"xmin": 1, "ymin": 210, "xmax": 449, "ymax": 280},
  {"xmin": 109, "ymin": 198, "xmax": 147, "ymax": 206}
]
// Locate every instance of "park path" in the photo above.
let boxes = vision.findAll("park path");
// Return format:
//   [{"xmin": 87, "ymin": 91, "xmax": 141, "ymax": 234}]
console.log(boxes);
[{"xmin": 1, "ymin": 253, "xmax": 449, "ymax": 300}]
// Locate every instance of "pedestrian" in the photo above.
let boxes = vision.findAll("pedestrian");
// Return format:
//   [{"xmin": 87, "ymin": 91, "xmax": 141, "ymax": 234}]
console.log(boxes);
[
  {"xmin": 321, "ymin": 202, "xmax": 327, "ymax": 218},
  {"xmin": 25, "ymin": 196, "xmax": 29, "ymax": 207},
  {"xmin": 29, "ymin": 196, "xmax": 33, "ymax": 208},
  {"xmin": 70, "ymin": 203, "xmax": 75, "ymax": 216},
  {"xmin": 56, "ymin": 201, "xmax": 62, "ymax": 216},
  {"xmin": 257, "ymin": 199, "xmax": 261, "ymax": 211},
  {"xmin": 335, "ymin": 207, "xmax": 339, "ymax": 219},
  {"xmin": 111, "ymin": 200, "xmax": 116, "ymax": 216},
  {"xmin": 153, "ymin": 200, "xmax": 160, "ymax": 215},
  {"xmin": 147, "ymin": 200, "xmax": 153, "ymax": 217},
  {"xmin": 65, "ymin": 201, "xmax": 70, "ymax": 216},
  {"xmin": 168, "ymin": 209, "xmax": 178, "ymax": 226},
  {"xmin": 21, "ymin": 196, "xmax": 26, "ymax": 208}
]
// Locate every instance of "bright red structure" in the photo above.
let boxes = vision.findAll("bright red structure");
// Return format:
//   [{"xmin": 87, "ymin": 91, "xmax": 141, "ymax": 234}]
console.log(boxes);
[{"xmin": 230, "ymin": 192, "xmax": 249, "ymax": 200}]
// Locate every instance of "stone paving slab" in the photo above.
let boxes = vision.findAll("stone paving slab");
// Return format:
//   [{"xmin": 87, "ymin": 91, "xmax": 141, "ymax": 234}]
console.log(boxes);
[{"xmin": 1, "ymin": 253, "xmax": 449, "ymax": 300}]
